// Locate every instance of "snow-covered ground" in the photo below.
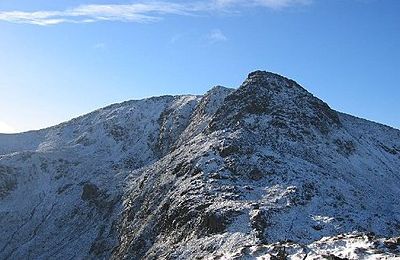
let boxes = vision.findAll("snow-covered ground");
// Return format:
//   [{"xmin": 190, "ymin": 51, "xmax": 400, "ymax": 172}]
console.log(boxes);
[{"xmin": 1, "ymin": 71, "xmax": 399, "ymax": 259}]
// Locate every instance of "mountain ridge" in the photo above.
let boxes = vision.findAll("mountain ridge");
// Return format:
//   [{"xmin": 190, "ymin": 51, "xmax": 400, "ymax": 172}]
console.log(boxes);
[{"xmin": 1, "ymin": 71, "xmax": 399, "ymax": 259}]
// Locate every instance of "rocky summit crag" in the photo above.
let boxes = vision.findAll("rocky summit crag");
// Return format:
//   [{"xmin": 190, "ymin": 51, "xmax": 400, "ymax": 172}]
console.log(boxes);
[{"xmin": 1, "ymin": 71, "xmax": 400, "ymax": 259}]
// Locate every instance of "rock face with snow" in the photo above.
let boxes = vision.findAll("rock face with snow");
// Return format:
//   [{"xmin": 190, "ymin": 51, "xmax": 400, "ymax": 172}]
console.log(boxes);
[{"xmin": 1, "ymin": 71, "xmax": 399, "ymax": 259}]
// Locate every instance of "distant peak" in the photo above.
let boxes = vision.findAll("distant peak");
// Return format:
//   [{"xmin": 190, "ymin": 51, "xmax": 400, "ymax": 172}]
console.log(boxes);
[
  {"xmin": 248, "ymin": 70, "xmax": 280, "ymax": 78},
  {"xmin": 245, "ymin": 70, "xmax": 297, "ymax": 89},
  {"xmin": 208, "ymin": 85, "xmax": 231, "ymax": 92},
  {"xmin": 209, "ymin": 70, "xmax": 341, "ymax": 134}
]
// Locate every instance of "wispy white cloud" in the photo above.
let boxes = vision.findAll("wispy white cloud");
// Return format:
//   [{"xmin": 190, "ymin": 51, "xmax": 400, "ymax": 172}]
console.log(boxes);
[
  {"xmin": 0, "ymin": 1, "xmax": 312, "ymax": 26},
  {"xmin": 213, "ymin": 0, "xmax": 312, "ymax": 9},
  {"xmin": 0, "ymin": 3, "xmax": 189, "ymax": 25},
  {"xmin": 207, "ymin": 29, "xmax": 228, "ymax": 43}
]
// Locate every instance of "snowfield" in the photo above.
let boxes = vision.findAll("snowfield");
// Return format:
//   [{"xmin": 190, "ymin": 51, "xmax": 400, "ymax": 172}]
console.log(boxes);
[{"xmin": 1, "ymin": 71, "xmax": 399, "ymax": 259}]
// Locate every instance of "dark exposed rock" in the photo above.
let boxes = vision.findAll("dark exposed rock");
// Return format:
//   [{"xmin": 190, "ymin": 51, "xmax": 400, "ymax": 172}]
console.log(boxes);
[
  {"xmin": 57, "ymin": 183, "xmax": 73, "ymax": 194},
  {"xmin": 0, "ymin": 165, "xmax": 16, "ymax": 198},
  {"xmin": 380, "ymin": 144, "xmax": 398, "ymax": 155},
  {"xmin": 251, "ymin": 209, "xmax": 269, "ymax": 240},
  {"xmin": 312, "ymin": 225, "xmax": 323, "ymax": 231},
  {"xmin": 201, "ymin": 211, "xmax": 227, "ymax": 234},
  {"xmin": 81, "ymin": 183, "xmax": 100, "ymax": 201},
  {"xmin": 288, "ymin": 182, "xmax": 316, "ymax": 206},
  {"xmin": 269, "ymin": 245, "xmax": 288, "ymax": 260},
  {"xmin": 335, "ymin": 139, "xmax": 356, "ymax": 156},
  {"xmin": 104, "ymin": 123, "xmax": 127, "ymax": 142},
  {"xmin": 308, "ymin": 99, "xmax": 341, "ymax": 127},
  {"xmin": 383, "ymin": 237, "xmax": 400, "ymax": 250},
  {"xmin": 218, "ymin": 143, "xmax": 240, "ymax": 157},
  {"xmin": 248, "ymin": 167, "xmax": 263, "ymax": 181}
]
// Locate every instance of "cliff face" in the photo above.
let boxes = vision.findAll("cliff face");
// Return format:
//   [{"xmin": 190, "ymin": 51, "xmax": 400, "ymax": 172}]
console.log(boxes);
[{"xmin": 1, "ymin": 71, "xmax": 399, "ymax": 259}]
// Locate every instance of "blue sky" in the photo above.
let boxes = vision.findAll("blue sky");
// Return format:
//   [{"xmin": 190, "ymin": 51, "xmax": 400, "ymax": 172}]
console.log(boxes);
[{"xmin": 0, "ymin": 0, "xmax": 399, "ymax": 133}]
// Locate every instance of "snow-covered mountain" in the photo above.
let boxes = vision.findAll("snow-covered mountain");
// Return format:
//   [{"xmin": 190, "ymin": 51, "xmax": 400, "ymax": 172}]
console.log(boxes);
[{"xmin": 1, "ymin": 71, "xmax": 399, "ymax": 259}]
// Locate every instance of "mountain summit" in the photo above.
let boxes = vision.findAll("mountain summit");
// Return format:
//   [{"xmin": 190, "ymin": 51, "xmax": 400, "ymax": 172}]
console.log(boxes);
[
  {"xmin": 210, "ymin": 71, "xmax": 341, "ymax": 135},
  {"xmin": 1, "ymin": 71, "xmax": 399, "ymax": 259}
]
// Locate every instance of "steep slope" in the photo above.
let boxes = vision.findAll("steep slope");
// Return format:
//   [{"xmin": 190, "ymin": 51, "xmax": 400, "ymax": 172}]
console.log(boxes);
[
  {"xmin": 1, "ymin": 71, "xmax": 399, "ymax": 259},
  {"xmin": 113, "ymin": 71, "xmax": 400, "ymax": 259},
  {"xmin": 0, "ymin": 95, "xmax": 203, "ymax": 259}
]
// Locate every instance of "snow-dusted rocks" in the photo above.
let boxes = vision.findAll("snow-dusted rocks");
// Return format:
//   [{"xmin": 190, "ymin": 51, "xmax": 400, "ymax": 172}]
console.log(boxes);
[{"xmin": 1, "ymin": 71, "xmax": 399, "ymax": 259}]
